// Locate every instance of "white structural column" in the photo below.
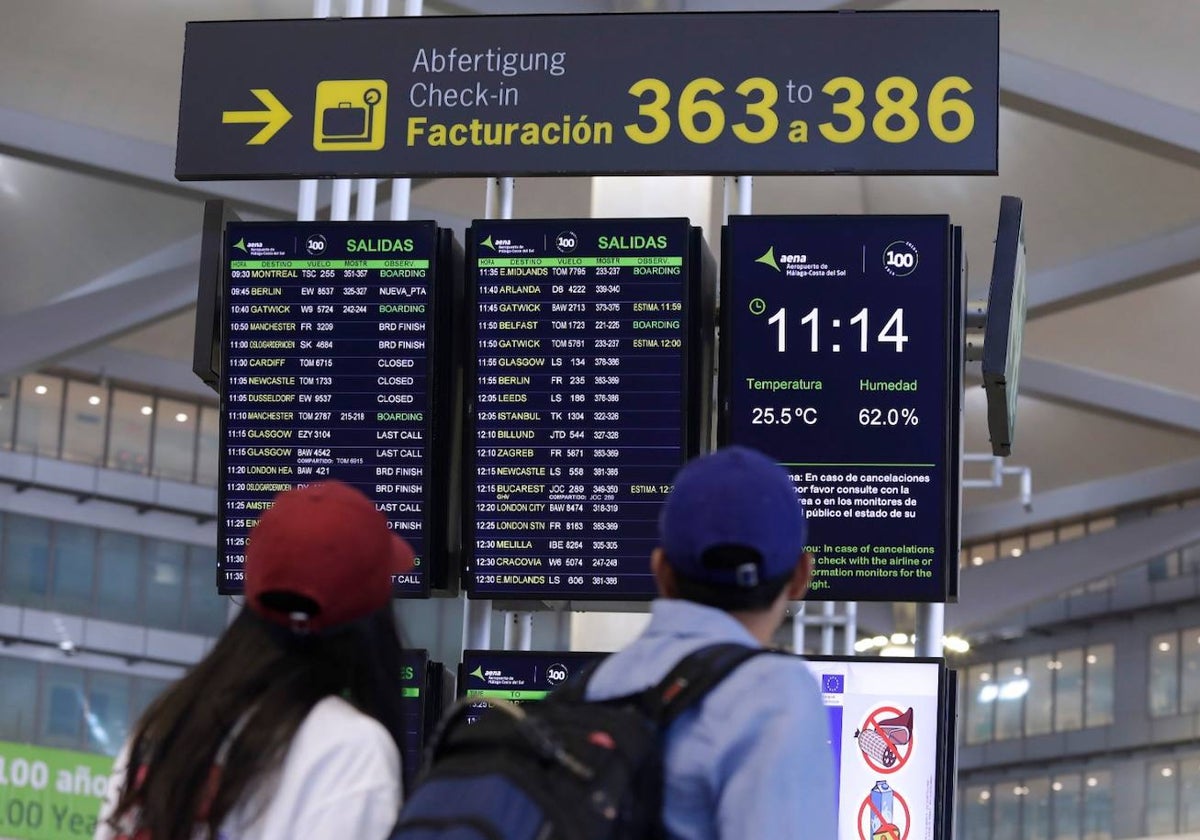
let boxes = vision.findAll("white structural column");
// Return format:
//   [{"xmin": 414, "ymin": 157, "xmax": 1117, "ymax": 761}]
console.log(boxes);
[
  {"xmin": 570, "ymin": 176, "xmax": 715, "ymax": 652},
  {"xmin": 298, "ymin": 0, "xmax": 332, "ymax": 221},
  {"xmin": 463, "ymin": 178, "xmax": 517, "ymax": 653}
]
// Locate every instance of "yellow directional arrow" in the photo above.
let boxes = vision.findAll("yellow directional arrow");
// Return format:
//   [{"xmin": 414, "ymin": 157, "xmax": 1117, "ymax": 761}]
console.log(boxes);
[{"xmin": 221, "ymin": 89, "xmax": 292, "ymax": 145}]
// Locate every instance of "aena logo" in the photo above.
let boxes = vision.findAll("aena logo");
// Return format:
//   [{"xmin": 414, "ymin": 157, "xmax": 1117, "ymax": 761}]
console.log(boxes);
[
  {"xmin": 555, "ymin": 231, "xmax": 578, "ymax": 254},
  {"xmin": 546, "ymin": 663, "xmax": 569, "ymax": 685},
  {"xmin": 305, "ymin": 234, "xmax": 328, "ymax": 256},
  {"xmin": 756, "ymin": 246, "xmax": 807, "ymax": 273}
]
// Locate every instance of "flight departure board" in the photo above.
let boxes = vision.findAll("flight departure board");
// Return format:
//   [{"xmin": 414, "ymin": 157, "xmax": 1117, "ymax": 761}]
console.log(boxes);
[
  {"xmin": 465, "ymin": 218, "xmax": 710, "ymax": 600},
  {"xmin": 459, "ymin": 649, "xmax": 605, "ymax": 724},
  {"xmin": 720, "ymin": 216, "xmax": 961, "ymax": 603},
  {"xmin": 399, "ymin": 649, "xmax": 430, "ymax": 791},
  {"xmin": 219, "ymin": 221, "xmax": 458, "ymax": 597}
]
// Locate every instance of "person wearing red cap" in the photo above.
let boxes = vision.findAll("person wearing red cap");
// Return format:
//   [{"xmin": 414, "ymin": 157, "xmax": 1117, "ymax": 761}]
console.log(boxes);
[{"xmin": 95, "ymin": 480, "xmax": 415, "ymax": 840}]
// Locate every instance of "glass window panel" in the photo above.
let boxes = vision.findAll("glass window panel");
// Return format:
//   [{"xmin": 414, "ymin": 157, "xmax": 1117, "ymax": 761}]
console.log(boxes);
[
  {"xmin": 1000, "ymin": 535, "xmax": 1027, "ymax": 560},
  {"xmin": 1052, "ymin": 775, "xmax": 1082, "ymax": 840},
  {"xmin": 1057, "ymin": 522, "xmax": 1086, "ymax": 543},
  {"xmin": 0, "ymin": 656, "xmax": 37, "ymax": 742},
  {"xmin": 1029, "ymin": 529, "xmax": 1056, "ymax": 550},
  {"xmin": 1055, "ymin": 649, "xmax": 1085, "ymax": 732},
  {"xmin": 1181, "ymin": 627, "xmax": 1200, "ymax": 714},
  {"xmin": 144, "ymin": 539, "xmax": 185, "ymax": 630},
  {"xmin": 994, "ymin": 658, "xmax": 1026, "ymax": 740},
  {"xmin": 196, "ymin": 404, "xmax": 220, "ymax": 487},
  {"xmin": 50, "ymin": 522, "xmax": 95, "ymax": 616},
  {"xmin": 61, "ymin": 379, "xmax": 107, "ymax": 466},
  {"xmin": 1084, "ymin": 645, "xmax": 1114, "ymax": 727},
  {"xmin": 0, "ymin": 381, "xmax": 15, "ymax": 450},
  {"xmin": 1086, "ymin": 516, "xmax": 1115, "ymax": 535},
  {"xmin": 85, "ymin": 672, "xmax": 131, "ymax": 757},
  {"xmin": 992, "ymin": 784, "xmax": 1021, "ymax": 840},
  {"xmin": 1145, "ymin": 762, "xmax": 1178, "ymax": 836},
  {"xmin": 1025, "ymin": 654, "xmax": 1054, "ymax": 736},
  {"xmin": 14, "ymin": 374, "xmax": 63, "ymax": 456},
  {"xmin": 183, "ymin": 545, "xmax": 225, "ymax": 636},
  {"xmin": 131, "ymin": 677, "xmax": 171, "ymax": 722},
  {"xmin": 1149, "ymin": 633, "xmax": 1179, "ymax": 717},
  {"xmin": 966, "ymin": 664, "xmax": 996, "ymax": 744},
  {"xmin": 1023, "ymin": 778, "xmax": 1052, "ymax": 840},
  {"xmin": 962, "ymin": 785, "xmax": 992, "ymax": 840},
  {"xmin": 3, "ymin": 514, "xmax": 50, "ymax": 608},
  {"xmin": 152, "ymin": 397, "xmax": 197, "ymax": 483},
  {"xmin": 1181, "ymin": 542, "xmax": 1200, "ymax": 575},
  {"xmin": 106, "ymin": 389, "xmax": 153, "ymax": 474},
  {"xmin": 95, "ymin": 531, "xmax": 142, "ymax": 625},
  {"xmin": 41, "ymin": 664, "xmax": 85, "ymax": 750},
  {"xmin": 1181, "ymin": 758, "xmax": 1200, "ymax": 832},
  {"xmin": 1082, "ymin": 771, "xmax": 1112, "ymax": 840},
  {"xmin": 968, "ymin": 542, "xmax": 997, "ymax": 567},
  {"xmin": 1148, "ymin": 551, "xmax": 1180, "ymax": 582}
]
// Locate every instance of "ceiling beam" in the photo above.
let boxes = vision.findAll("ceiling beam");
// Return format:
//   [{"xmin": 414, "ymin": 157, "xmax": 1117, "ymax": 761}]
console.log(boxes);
[
  {"xmin": 0, "ymin": 106, "xmax": 298, "ymax": 216},
  {"xmin": 1000, "ymin": 51, "xmax": 1200, "ymax": 168},
  {"xmin": 947, "ymin": 505, "xmax": 1200, "ymax": 634},
  {"xmin": 1028, "ymin": 220, "xmax": 1200, "ymax": 317},
  {"xmin": 1019, "ymin": 357, "xmax": 1200, "ymax": 436},
  {"xmin": 50, "ymin": 234, "xmax": 201, "ymax": 303},
  {"xmin": 963, "ymin": 456, "xmax": 1200, "ymax": 540},
  {"xmin": 0, "ymin": 105, "xmax": 450, "ymax": 221},
  {"xmin": 57, "ymin": 347, "xmax": 216, "ymax": 402},
  {"xmin": 0, "ymin": 264, "xmax": 196, "ymax": 380}
]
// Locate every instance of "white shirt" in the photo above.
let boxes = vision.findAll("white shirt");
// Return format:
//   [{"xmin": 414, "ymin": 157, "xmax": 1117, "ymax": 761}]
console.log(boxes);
[{"xmin": 95, "ymin": 696, "xmax": 401, "ymax": 840}]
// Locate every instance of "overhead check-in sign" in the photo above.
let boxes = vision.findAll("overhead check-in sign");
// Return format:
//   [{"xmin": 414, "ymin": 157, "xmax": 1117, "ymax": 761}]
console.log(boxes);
[{"xmin": 176, "ymin": 11, "xmax": 998, "ymax": 180}]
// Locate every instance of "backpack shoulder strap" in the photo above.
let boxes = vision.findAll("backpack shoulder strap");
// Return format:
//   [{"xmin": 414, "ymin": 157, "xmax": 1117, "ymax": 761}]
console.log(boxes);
[
  {"xmin": 548, "ymin": 655, "xmax": 610, "ymax": 704},
  {"xmin": 641, "ymin": 643, "xmax": 774, "ymax": 727}
]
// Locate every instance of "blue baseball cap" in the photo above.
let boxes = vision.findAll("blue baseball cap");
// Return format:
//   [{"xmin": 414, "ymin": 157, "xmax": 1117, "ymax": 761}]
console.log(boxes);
[{"xmin": 659, "ymin": 446, "xmax": 808, "ymax": 588}]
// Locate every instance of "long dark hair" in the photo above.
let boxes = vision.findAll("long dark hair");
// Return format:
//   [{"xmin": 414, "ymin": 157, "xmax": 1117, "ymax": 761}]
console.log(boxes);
[{"xmin": 109, "ymin": 605, "xmax": 407, "ymax": 840}]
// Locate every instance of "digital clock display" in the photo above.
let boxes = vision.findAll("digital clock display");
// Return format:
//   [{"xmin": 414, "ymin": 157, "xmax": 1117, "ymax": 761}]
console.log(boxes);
[
  {"xmin": 465, "ymin": 218, "xmax": 707, "ymax": 600},
  {"xmin": 218, "ymin": 221, "xmax": 455, "ymax": 597},
  {"xmin": 720, "ymin": 215, "xmax": 961, "ymax": 602}
]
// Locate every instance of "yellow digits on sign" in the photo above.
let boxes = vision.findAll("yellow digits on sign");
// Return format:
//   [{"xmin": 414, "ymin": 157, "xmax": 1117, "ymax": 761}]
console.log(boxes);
[
  {"xmin": 624, "ymin": 78, "xmax": 671, "ymax": 145},
  {"xmin": 818, "ymin": 76, "xmax": 866, "ymax": 144},
  {"xmin": 928, "ymin": 76, "xmax": 975, "ymax": 143},
  {"xmin": 873, "ymin": 76, "xmax": 920, "ymax": 143},
  {"xmin": 678, "ymin": 77, "xmax": 725, "ymax": 144},
  {"xmin": 732, "ymin": 77, "xmax": 779, "ymax": 144}
]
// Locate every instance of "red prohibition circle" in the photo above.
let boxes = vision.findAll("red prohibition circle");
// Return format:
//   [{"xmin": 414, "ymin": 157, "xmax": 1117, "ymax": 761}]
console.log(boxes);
[
  {"xmin": 856, "ymin": 789, "xmax": 911, "ymax": 840},
  {"xmin": 856, "ymin": 705, "xmax": 914, "ymax": 775}
]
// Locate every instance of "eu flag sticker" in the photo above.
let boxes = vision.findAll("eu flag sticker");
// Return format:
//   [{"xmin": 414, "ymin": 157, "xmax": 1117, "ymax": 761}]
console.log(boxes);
[{"xmin": 822, "ymin": 674, "xmax": 845, "ymax": 694}]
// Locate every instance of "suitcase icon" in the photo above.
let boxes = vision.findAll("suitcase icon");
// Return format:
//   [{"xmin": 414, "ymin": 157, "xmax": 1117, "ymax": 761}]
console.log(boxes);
[
  {"xmin": 317, "ymin": 87, "xmax": 383, "ymax": 145},
  {"xmin": 322, "ymin": 102, "xmax": 368, "ymax": 139}
]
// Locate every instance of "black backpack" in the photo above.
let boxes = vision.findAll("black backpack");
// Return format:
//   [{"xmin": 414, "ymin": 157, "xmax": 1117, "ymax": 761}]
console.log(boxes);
[{"xmin": 391, "ymin": 643, "xmax": 765, "ymax": 840}]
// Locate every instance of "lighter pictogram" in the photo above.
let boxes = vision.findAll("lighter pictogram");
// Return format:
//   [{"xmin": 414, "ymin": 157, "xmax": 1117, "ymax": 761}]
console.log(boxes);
[{"xmin": 314, "ymin": 80, "xmax": 388, "ymax": 151}]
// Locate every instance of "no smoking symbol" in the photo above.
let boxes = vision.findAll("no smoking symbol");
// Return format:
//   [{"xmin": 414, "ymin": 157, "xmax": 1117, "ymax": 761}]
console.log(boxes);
[{"xmin": 853, "ymin": 705, "xmax": 913, "ymax": 774}]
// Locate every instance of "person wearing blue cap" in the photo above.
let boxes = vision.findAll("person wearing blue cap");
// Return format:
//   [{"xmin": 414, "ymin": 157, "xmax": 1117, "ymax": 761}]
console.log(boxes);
[{"xmin": 585, "ymin": 445, "xmax": 837, "ymax": 840}]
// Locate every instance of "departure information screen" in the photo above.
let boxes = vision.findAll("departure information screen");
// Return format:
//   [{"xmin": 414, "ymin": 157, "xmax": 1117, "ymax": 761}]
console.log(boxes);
[
  {"xmin": 459, "ymin": 650, "xmax": 605, "ymax": 724},
  {"xmin": 399, "ymin": 649, "xmax": 429, "ymax": 790},
  {"xmin": 219, "ymin": 221, "xmax": 449, "ymax": 597},
  {"xmin": 721, "ymin": 216, "xmax": 961, "ymax": 603},
  {"xmin": 466, "ymin": 218, "xmax": 702, "ymax": 600}
]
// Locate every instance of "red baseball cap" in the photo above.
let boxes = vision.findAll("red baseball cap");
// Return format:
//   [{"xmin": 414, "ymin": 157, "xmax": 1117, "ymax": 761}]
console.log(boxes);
[{"xmin": 245, "ymin": 480, "xmax": 415, "ymax": 632}]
